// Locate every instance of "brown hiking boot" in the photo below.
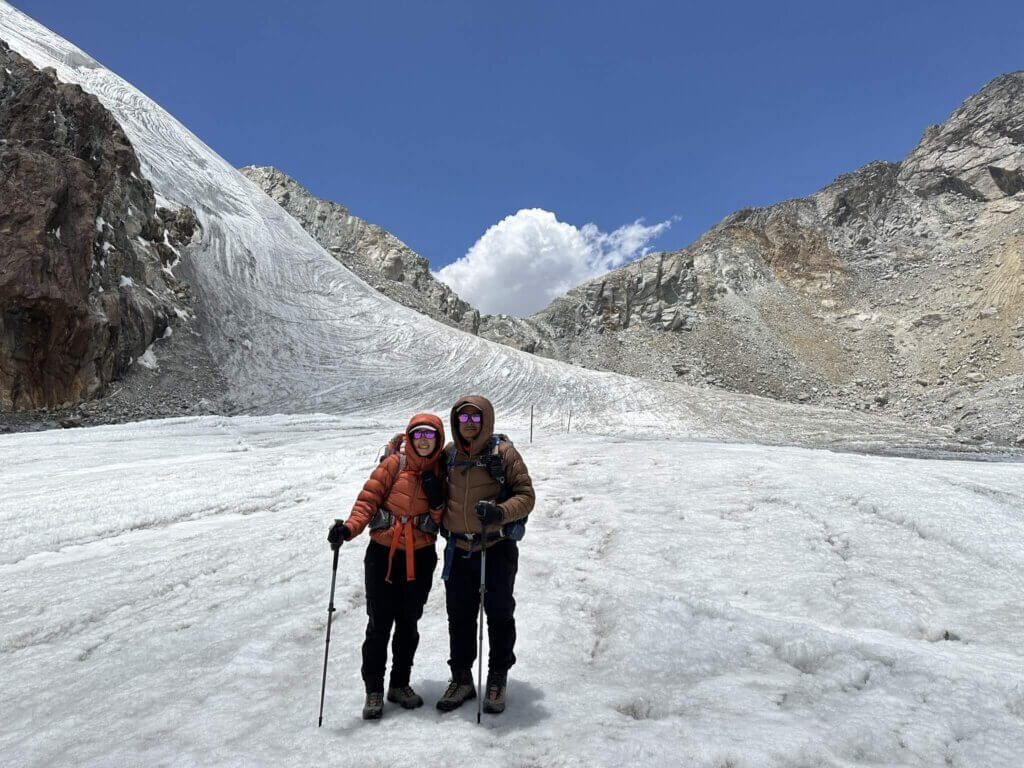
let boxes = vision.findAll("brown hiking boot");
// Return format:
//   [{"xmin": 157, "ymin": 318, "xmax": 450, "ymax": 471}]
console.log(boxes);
[
  {"xmin": 362, "ymin": 691, "xmax": 384, "ymax": 720},
  {"xmin": 436, "ymin": 669, "xmax": 475, "ymax": 712},
  {"xmin": 483, "ymin": 670, "xmax": 507, "ymax": 714},
  {"xmin": 387, "ymin": 684, "xmax": 424, "ymax": 709}
]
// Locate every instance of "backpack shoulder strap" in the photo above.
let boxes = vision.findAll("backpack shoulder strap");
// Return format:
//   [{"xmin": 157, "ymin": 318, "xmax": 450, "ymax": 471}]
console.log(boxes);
[
  {"xmin": 384, "ymin": 438, "xmax": 406, "ymax": 485},
  {"xmin": 444, "ymin": 444, "xmax": 458, "ymax": 478},
  {"xmin": 487, "ymin": 435, "xmax": 511, "ymax": 499}
]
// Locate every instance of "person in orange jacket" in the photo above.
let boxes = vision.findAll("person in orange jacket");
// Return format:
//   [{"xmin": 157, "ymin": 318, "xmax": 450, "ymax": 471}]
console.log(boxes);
[{"xmin": 327, "ymin": 413, "xmax": 447, "ymax": 720}]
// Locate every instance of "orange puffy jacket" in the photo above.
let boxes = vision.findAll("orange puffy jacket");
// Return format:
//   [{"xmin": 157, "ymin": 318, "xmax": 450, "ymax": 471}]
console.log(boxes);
[{"xmin": 344, "ymin": 413, "xmax": 445, "ymax": 581}]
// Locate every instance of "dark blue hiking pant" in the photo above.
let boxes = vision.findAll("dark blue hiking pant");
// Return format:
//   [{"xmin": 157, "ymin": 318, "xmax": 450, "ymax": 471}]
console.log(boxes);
[{"xmin": 444, "ymin": 539, "xmax": 518, "ymax": 674}]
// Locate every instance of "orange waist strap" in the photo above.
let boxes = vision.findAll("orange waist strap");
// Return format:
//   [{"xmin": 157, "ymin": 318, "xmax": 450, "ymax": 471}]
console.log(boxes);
[{"xmin": 384, "ymin": 519, "xmax": 417, "ymax": 583}]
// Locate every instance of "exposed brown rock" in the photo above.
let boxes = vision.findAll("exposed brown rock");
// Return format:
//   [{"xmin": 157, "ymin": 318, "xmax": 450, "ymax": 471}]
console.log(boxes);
[{"xmin": 0, "ymin": 40, "xmax": 193, "ymax": 409}]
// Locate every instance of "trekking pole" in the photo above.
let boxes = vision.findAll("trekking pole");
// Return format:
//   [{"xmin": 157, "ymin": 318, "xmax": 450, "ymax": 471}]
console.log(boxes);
[
  {"xmin": 476, "ymin": 535, "xmax": 487, "ymax": 725},
  {"xmin": 318, "ymin": 538, "xmax": 341, "ymax": 727}
]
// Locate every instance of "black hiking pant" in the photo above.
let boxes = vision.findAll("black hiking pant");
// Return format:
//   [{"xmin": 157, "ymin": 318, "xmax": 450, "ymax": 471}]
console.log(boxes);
[
  {"xmin": 361, "ymin": 540, "xmax": 437, "ymax": 693},
  {"xmin": 445, "ymin": 539, "xmax": 518, "ymax": 674}
]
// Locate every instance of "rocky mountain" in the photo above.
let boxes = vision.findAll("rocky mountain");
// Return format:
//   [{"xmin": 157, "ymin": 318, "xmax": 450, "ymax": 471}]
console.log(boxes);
[
  {"xmin": 0, "ymin": 40, "xmax": 199, "ymax": 411},
  {"xmin": 239, "ymin": 165, "xmax": 554, "ymax": 354},
  {"xmin": 1, "ymin": 0, "xmax": 1017, "ymax": 448},
  {"xmin": 535, "ymin": 74, "xmax": 1024, "ymax": 444},
  {"xmin": 238, "ymin": 166, "xmax": 483, "ymax": 333},
  {"xmin": 244, "ymin": 74, "xmax": 1024, "ymax": 446}
]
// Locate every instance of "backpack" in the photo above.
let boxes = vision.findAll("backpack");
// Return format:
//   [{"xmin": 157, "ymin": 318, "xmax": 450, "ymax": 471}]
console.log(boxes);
[
  {"xmin": 445, "ymin": 434, "xmax": 528, "ymax": 541},
  {"xmin": 377, "ymin": 432, "xmax": 409, "ymax": 474}
]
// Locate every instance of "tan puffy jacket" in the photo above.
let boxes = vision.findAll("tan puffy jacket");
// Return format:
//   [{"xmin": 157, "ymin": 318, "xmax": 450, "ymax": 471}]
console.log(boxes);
[{"xmin": 443, "ymin": 395, "xmax": 534, "ymax": 550}]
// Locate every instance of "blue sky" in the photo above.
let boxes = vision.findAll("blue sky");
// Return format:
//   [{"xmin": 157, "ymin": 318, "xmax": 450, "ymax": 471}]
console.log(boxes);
[{"xmin": 11, "ymin": 1, "xmax": 1024, "ymax": 310}]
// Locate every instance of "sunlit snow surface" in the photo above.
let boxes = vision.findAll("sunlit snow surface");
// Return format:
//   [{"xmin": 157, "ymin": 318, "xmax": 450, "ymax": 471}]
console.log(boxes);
[{"xmin": 2, "ymin": 416, "xmax": 1024, "ymax": 767}]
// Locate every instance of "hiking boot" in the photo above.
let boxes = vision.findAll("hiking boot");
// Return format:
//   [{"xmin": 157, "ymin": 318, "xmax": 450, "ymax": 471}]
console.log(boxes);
[
  {"xmin": 387, "ymin": 684, "xmax": 424, "ymax": 709},
  {"xmin": 483, "ymin": 670, "xmax": 507, "ymax": 714},
  {"xmin": 362, "ymin": 691, "xmax": 384, "ymax": 720},
  {"xmin": 436, "ymin": 669, "xmax": 475, "ymax": 712}
]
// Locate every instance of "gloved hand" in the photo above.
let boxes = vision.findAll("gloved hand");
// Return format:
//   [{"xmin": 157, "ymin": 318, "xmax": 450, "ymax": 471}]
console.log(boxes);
[
  {"xmin": 327, "ymin": 520, "xmax": 351, "ymax": 550},
  {"xmin": 421, "ymin": 471, "xmax": 445, "ymax": 509},
  {"xmin": 475, "ymin": 500, "xmax": 502, "ymax": 526}
]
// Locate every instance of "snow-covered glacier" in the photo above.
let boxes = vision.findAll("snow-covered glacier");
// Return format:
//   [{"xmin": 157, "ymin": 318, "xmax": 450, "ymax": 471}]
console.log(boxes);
[{"xmin": 2, "ymin": 417, "xmax": 1024, "ymax": 767}]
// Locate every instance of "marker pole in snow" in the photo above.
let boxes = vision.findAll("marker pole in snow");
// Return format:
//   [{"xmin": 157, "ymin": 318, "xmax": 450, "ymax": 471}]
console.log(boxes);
[
  {"xmin": 476, "ymin": 538, "xmax": 487, "ymax": 725},
  {"xmin": 318, "ymin": 542, "xmax": 341, "ymax": 727}
]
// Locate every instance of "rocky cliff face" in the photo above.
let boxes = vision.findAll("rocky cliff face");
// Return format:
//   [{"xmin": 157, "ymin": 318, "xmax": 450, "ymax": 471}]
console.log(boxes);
[
  {"xmin": 239, "ymin": 165, "xmax": 483, "ymax": 334},
  {"xmin": 529, "ymin": 75, "xmax": 1023, "ymax": 444},
  {"xmin": 239, "ymin": 165, "xmax": 562, "ymax": 356},
  {"xmin": 0, "ymin": 40, "xmax": 198, "ymax": 410},
  {"xmin": 899, "ymin": 73, "xmax": 1024, "ymax": 200},
  {"xmin": 243, "ymin": 73, "xmax": 1024, "ymax": 446}
]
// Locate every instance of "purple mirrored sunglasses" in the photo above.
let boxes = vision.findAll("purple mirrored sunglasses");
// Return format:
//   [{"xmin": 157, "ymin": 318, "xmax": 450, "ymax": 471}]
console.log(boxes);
[
  {"xmin": 411, "ymin": 430, "xmax": 437, "ymax": 440},
  {"xmin": 457, "ymin": 413, "xmax": 482, "ymax": 423}
]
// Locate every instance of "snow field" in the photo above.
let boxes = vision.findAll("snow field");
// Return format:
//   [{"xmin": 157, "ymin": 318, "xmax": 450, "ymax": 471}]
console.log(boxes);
[{"xmin": 3, "ymin": 416, "xmax": 1024, "ymax": 767}]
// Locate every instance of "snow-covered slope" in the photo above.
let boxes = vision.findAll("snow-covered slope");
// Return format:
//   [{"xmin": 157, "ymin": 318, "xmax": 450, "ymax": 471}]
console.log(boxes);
[
  {"xmin": 0, "ymin": 1, "xmax": 972, "ymax": 452},
  {"xmin": 2, "ymin": 418, "xmax": 1023, "ymax": 767}
]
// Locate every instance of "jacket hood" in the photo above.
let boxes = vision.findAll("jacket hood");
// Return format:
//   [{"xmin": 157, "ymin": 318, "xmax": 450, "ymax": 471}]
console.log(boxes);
[
  {"xmin": 404, "ymin": 412, "xmax": 445, "ymax": 471},
  {"xmin": 450, "ymin": 395, "xmax": 495, "ymax": 456}
]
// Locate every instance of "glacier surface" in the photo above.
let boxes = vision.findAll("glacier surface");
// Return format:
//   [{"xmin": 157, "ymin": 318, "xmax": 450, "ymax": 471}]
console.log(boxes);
[{"xmin": 2, "ymin": 417, "xmax": 1024, "ymax": 766}]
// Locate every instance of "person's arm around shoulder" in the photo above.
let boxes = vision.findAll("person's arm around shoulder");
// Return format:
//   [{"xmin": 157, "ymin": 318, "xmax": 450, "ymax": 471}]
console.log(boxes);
[
  {"xmin": 497, "ymin": 442, "xmax": 534, "ymax": 523},
  {"xmin": 421, "ymin": 467, "xmax": 446, "ymax": 526}
]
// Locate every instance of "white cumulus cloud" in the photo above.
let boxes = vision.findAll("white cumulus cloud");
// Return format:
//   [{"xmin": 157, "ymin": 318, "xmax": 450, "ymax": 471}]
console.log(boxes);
[{"xmin": 435, "ymin": 208, "xmax": 674, "ymax": 317}]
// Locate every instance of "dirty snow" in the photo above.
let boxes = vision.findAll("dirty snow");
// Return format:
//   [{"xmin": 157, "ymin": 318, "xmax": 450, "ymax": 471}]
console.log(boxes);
[{"xmin": 136, "ymin": 347, "xmax": 158, "ymax": 370}]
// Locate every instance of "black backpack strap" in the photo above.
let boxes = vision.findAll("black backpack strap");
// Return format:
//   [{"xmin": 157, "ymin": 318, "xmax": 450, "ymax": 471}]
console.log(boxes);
[
  {"xmin": 444, "ymin": 445, "xmax": 458, "ymax": 478},
  {"xmin": 447, "ymin": 436, "xmax": 510, "ymax": 501},
  {"xmin": 488, "ymin": 435, "xmax": 510, "ymax": 501}
]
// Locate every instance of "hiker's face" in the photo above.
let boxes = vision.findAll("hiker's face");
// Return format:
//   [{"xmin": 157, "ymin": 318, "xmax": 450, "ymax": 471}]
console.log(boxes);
[
  {"xmin": 458, "ymin": 407, "xmax": 482, "ymax": 440},
  {"xmin": 411, "ymin": 434, "xmax": 436, "ymax": 456}
]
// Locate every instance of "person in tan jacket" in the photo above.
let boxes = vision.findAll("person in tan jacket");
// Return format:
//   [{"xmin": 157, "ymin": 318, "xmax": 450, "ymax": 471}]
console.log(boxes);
[
  {"xmin": 435, "ymin": 395, "xmax": 535, "ymax": 715},
  {"xmin": 327, "ymin": 412, "xmax": 447, "ymax": 720}
]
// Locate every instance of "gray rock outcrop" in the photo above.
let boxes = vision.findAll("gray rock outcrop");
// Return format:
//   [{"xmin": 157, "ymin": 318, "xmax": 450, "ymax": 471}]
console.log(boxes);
[
  {"xmin": 239, "ymin": 165, "xmax": 483, "ymax": 334},
  {"xmin": 899, "ymin": 73, "xmax": 1024, "ymax": 200},
  {"xmin": 525, "ymin": 73, "xmax": 1024, "ymax": 444}
]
